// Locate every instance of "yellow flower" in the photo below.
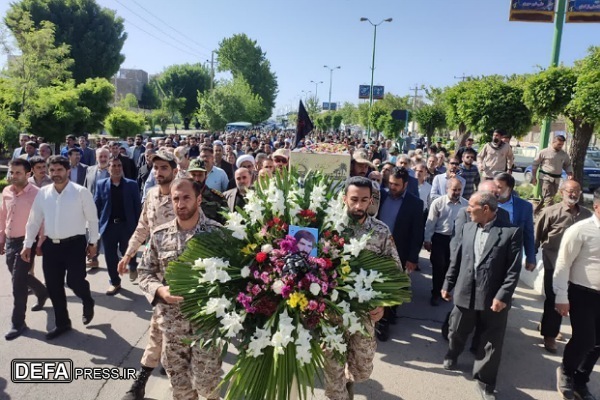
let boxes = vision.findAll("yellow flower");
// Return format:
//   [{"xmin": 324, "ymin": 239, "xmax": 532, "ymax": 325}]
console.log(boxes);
[
  {"xmin": 287, "ymin": 292, "xmax": 309, "ymax": 311},
  {"xmin": 241, "ymin": 243, "xmax": 258, "ymax": 255},
  {"xmin": 340, "ymin": 261, "xmax": 351, "ymax": 275}
]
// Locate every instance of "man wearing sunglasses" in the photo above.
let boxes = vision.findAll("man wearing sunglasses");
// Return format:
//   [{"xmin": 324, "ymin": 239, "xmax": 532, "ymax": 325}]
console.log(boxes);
[
  {"xmin": 430, "ymin": 157, "xmax": 466, "ymax": 202},
  {"xmin": 272, "ymin": 148, "xmax": 289, "ymax": 172}
]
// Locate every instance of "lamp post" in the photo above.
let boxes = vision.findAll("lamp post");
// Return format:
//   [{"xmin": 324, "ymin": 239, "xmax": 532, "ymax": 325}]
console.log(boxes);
[
  {"xmin": 310, "ymin": 80, "xmax": 323, "ymax": 100},
  {"xmin": 360, "ymin": 17, "xmax": 392, "ymax": 140},
  {"xmin": 323, "ymin": 65, "xmax": 341, "ymax": 111}
]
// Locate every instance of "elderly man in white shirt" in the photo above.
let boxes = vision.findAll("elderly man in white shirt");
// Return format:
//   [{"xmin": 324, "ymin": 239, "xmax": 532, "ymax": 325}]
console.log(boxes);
[
  {"xmin": 22, "ymin": 155, "xmax": 99, "ymax": 341},
  {"xmin": 554, "ymin": 188, "xmax": 600, "ymax": 400},
  {"xmin": 424, "ymin": 178, "xmax": 468, "ymax": 306}
]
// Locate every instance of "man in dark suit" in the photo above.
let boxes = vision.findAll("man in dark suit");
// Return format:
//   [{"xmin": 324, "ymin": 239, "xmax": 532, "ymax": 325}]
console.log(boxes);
[
  {"xmin": 109, "ymin": 141, "xmax": 136, "ymax": 180},
  {"xmin": 494, "ymin": 172, "xmax": 536, "ymax": 272},
  {"xmin": 94, "ymin": 156, "xmax": 141, "ymax": 295},
  {"xmin": 377, "ymin": 166, "xmax": 424, "ymax": 341},
  {"xmin": 442, "ymin": 191, "xmax": 522, "ymax": 400},
  {"xmin": 67, "ymin": 148, "xmax": 88, "ymax": 186}
]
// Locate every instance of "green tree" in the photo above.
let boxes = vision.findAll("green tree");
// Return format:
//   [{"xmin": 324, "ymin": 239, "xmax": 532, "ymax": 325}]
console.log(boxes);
[
  {"xmin": 414, "ymin": 104, "xmax": 446, "ymax": 144},
  {"xmin": 6, "ymin": 0, "xmax": 126, "ymax": 83},
  {"xmin": 197, "ymin": 77, "xmax": 264, "ymax": 130},
  {"xmin": 331, "ymin": 112, "xmax": 343, "ymax": 132},
  {"xmin": 448, "ymin": 76, "xmax": 532, "ymax": 142},
  {"xmin": 23, "ymin": 81, "xmax": 90, "ymax": 142},
  {"xmin": 304, "ymin": 96, "xmax": 320, "ymax": 123},
  {"xmin": 2, "ymin": 12, "xmax": 73, "ymax": 116},
  {"xmin": 0, "ymin": 107, "xmax": 20, "ymax": 148},
  {"xmin": 217, "ymin": 33, "xmax": 278, "ymax": 121},
  {"xmin": 338, "ymin": 102, "xmax": 358, "ymax": 126},
  {"xmin": 523, "ymin": 66, "xmax": 576, "ymax": 123},
  {"xmin": 104, "ymin": 107, "xmax": 145, "ymax": 139},
  {"xmin": 75, "ymin": 77, "xmax": 114, "ymax": 133},
  {"xmin": 140, "ymin": 83, "xmax": 160, "ymax": 110},
  {"xmin": 564, "ymin": 47, "xmax": 600, "ymax": 184},
  {"xmin": 151, "ymin": 109, "xmax": 169, "ymax": 133},
  {"xmin": 153, "ymin": 63, "xmax": 211, "ymax": 118},
  {"xmin": 119, "ymin": 93, "xmax": 139, "ymax": 109}
]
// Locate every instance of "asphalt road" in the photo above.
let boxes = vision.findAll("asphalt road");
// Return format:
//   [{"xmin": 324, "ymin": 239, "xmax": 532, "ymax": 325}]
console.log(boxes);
[{"xmin": 1, "ymin": 244, "xmax": 598, "ymax": 400}]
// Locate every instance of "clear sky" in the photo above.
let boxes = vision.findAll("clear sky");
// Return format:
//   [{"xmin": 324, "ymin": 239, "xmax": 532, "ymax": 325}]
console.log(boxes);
[{"xmin": 1, "ymin": 0, "xmax": 599, "ymax": 118}]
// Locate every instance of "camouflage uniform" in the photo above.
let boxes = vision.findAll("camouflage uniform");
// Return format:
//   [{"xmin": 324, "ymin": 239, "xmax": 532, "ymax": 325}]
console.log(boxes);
[
  {"xmin": 138, "ymin": 214, "xmax": 223, "ymax": 400},
  {"xmin": 201, "ymin": 185, "xmax": 228, "ymax": 224},
  {"xmin": 324, "ymin": 216, "xmax": 402, "ymax": 400},
  {"xmin": 124, "ymin": 186, "xmax": 176, "ymax": 370}
]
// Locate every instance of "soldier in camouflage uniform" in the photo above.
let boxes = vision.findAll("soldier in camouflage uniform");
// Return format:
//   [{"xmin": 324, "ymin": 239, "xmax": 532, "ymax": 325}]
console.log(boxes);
[
  {"xmin": 187, "ymin": 158, "xmax": 228, "ymax": 224},
  {"xmin": 323, "ymin": 176, "xmax": 403, "ymax": 400},
  {"xmin": 138, "ymin": 178, "xmax": 223, "ymax": 400},
  {"xmin": 119, "ymin": 149, "xmax": 177, "ymax": 400}
]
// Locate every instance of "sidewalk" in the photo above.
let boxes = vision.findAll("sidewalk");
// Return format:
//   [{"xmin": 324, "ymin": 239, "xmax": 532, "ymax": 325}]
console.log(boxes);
[{"xmin": 0, "ymin": 248, "xmax": 598, "ymax": 400}]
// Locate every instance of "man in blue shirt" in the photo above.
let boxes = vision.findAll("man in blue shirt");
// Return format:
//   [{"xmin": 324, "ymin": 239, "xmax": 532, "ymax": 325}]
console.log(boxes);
[{"xmin": 199, "ymin": 146, "xmax": 229, "ymax": 192}]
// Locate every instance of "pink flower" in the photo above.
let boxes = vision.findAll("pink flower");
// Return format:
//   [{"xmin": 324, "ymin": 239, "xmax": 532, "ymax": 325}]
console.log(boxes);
[
  {"xmin": 318, "ymin": 302, "xmax": 326, "ymax": 313},
  {"xmin": 278, "ymin": 235, "xmax": 298, "ymax": 253},
  {"xmin": 307, "ymin": 300, "xmax": 319, "ymax": 311},
  {"xmin": 260, "ymin": 271, "xmax": 271, "ymax": 284},
  {"xmin": 281, "ymin": 285, "xmax": 292, "ymax": 298},
  {"xmin": 251, "ymin": 284, "xmax": 262, "ymax": 296}
]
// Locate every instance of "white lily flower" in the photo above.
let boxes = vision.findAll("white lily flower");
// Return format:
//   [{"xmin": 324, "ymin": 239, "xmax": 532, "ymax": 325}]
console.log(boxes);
[
  {"xmin": 261, "ymin": 244, "xmax": 274, "ymax": 253},
  {"xmin": 247, "ymin": 327, "xmax": 272, "ymax": 358},
  {"xmin": 224, "ymin": 212, "xmax": 247, "ymax": 240},
  {"xmin": 220, "ymin": 311, "xmax": 246, "ymax": 338},
  {"xmin": 204, "ymin": 295, "xmax": 231, "ymax": 318},
  {"xmin": 295, "ymin": 325, "xmax": 313, "ymax": 365},
  {"xmin": 240, "ymin": 266, "xmax": 251, "ymax": 278}
]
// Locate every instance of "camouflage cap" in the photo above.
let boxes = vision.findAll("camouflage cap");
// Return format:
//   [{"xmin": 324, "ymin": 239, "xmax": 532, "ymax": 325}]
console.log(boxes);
[
  {"xmin": 188, "ymin": 158, "xmax": 207, "ymax": 172},
  {"xmin": 149, "ymin": 148, "xmax": 175, "ymax": 163}
]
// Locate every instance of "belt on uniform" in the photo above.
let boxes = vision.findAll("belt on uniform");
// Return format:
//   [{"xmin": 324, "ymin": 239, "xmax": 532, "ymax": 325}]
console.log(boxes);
[
  {"xmin": 539, "ymin": 170, "xmax": 562, "ymax": 178},
  {"xmin": 570, "ymin": 282, "xmax": 600, "ymax": 295},
  {"xmin": 48, "ymin": 235, "xmax": 84, "ymax": 244},
  {"xmin": 110, "ymin": 218, "xmax": 124, "ymax": 224},
  {"xmin": 6, "ymin": 236, "xmax": 25, "ymax": 241}
]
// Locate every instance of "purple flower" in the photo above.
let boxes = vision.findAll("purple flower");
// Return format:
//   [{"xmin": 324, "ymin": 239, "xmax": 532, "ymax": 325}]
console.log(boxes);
[
  {"xmin": 281, "ymin": 285, "xmax": 293, "ymax": 298},
  {"xmin": 260, "ymin": 271, "xmax": 271, "ymax": 284},
  {"xmin": 279, "ymin": 235, "xmax": 298, "ymax": 253}
]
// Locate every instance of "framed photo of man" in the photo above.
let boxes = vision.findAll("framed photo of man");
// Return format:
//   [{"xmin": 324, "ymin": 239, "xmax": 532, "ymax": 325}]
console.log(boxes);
[{"xmin": 289, "ymin": 225, "xmax": 319, "ymax": 257}]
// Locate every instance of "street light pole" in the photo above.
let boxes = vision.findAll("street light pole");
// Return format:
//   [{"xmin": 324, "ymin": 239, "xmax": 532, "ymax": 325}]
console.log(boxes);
[
  {"xmin": 310, "ymin": 80, "xmax": 323, "ymax": 100},
  {"xmin": 323, "ymin": 65, "xmax": 341, "ymax": 111},
  {"xmin": 360, "ymin": 17, "xmax": 392, "ymax": 141}
]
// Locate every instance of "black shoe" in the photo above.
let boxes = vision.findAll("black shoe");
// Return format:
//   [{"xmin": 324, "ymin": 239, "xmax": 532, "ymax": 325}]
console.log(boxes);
[
  {"xmin": 443, "ymin": 357, "xmax": 457, "ymax": 370},
  {"xmin": 574, "ymin": 385, "xmax": 597, "ymax": 400},
  {"xmin": 31, "ymin": 294, "xmax": 48, "ymax": 311},
  {"xmin": 557, "ymin": 366, "xmax": 575, "ymax": 400},
  {"xmin": 475, "ymin": 381, "xmax": 496, "ymax": 400},
  {"xmin": 46, "ymin": 325, "xmax": 72, "ymax": 340},
  {"xmin": 430, "ymin": 296, "xmax": 441, "ymax": 306},
  {"xmin": 376, "ymin": 321, "xmax": 390, "ymax": 342},
  {"xmin": 159, "ymin": 366, "xmax": 166, "ymax": 376},
  {"xmin": 83, "ymin": 303, "xmax": 94, "ymax": 325},
  {"xmin": 346, "ymin": 381, "xmax": 355, "ymax": 400},
  {"xmin": 5, "ymin": 324, "xmax": 27, "ymax": 340},
  {"xmin": 122, "ymin": 367, "xmax": 153, "ymax": 400}
]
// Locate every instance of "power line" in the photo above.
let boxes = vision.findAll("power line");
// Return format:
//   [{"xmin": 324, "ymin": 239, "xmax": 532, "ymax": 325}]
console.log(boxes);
[
  {"xmin": 120, "ymin": 16, "xmax": 202, "ymax": 59},
  {"xmin": 129, "ymin": 0, "xmax": 213, "ymax": 53},
  {"xmin": 115, "ymin": 0, "xmax": 208, "ymax": 59}
]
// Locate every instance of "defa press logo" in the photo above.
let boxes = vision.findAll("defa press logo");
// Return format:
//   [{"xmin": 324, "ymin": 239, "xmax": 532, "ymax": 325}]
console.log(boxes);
[{"xmin": 11, "ymin": 359, "xmax": 137, "ymax": 383}]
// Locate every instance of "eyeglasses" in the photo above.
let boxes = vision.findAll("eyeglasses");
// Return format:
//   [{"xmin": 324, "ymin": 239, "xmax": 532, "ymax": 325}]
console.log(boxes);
[
  {"xmin": 449, "ymin": 162, "xmax": 460, "ymax": 165},
  {"xmin": 274, "ymin": 157, "xmax": 288, "ymax": 164},
  {"xmin": 562, "ymin": 190, "xmax": 581, "ymax": 195}
]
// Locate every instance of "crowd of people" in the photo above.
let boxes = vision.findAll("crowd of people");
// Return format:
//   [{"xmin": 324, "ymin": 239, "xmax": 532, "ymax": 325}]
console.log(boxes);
[{"xmin": 1, "ymin": 127, "xmax": 598, "ymax": 400}]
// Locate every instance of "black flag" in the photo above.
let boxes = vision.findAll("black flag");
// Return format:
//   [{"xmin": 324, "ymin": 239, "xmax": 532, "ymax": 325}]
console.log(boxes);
[{"xmin": 294, "ymin": 100, "xmax": 313, "ymax": 148}]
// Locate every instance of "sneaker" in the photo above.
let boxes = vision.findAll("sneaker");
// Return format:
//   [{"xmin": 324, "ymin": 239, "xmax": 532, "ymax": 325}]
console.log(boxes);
[
  {"xmin": 574, "ymin": 385, "xmax": 597, "ymax": 400},
  {"xmin": 443, "ymin": 357, "xmax": 457, "ymax": 370},
  {"xmin": 129, "ymin": 270, "xmax": 138, "ymax": 282},
  {"xmin": 557, "ymin": 366, "xmax": 575, "ymax": 400},
  {"xmin": 106, "ymin": 285, "xmax": 121, "ymax": 296}
]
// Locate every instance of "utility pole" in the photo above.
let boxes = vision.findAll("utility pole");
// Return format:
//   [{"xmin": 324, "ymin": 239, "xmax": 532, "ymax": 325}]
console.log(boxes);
[
  {"xmin": 409, "ymin": 85, "xmax": 425, "ymax": 133},
  {"xmin": 209, "ymin": 50, "xmax": 215, "ymax": 91},
  {"xmin": 454, "ymin": 73, "xmax": 468, "ymax": 81}
]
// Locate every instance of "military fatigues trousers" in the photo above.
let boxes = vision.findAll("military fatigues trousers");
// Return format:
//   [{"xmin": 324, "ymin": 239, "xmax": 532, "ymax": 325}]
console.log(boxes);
[
  {"xmin": 140, "ymin": 308, "xmax": 162, "ymax": 368},
  {"xmin": 157, "ymin": 302, "xmax": 223, "ymax": 400},
  {"xmin": 323, "ymin": 319, "xmax": 376, "ymax": 400}
]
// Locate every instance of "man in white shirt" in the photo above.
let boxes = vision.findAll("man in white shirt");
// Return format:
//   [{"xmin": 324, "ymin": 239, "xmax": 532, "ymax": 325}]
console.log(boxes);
[
  {"xmin": 200, "ymin": 146, "xmax": 229, "ymax": 192},
  {"xmin": 21, "ymin": 155, "xmax": 99, "ymax": 340},
  {"xmin": 554, "ymin": 188, "xmax": 600, "ymax": 400},
  {"xmin": 425, "ymin": 178, "xmax": 468, "ymax": 306}
]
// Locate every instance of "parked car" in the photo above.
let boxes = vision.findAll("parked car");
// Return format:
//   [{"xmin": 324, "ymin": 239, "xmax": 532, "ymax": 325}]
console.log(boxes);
[
  {"xmin": 512, "ymin": 146, "xmax": 538, "ymax": 172},
  {"xmin": 523, "ymin": 157, "xmax": 600, "ymax": 192},
  {"xmin": 587, "ymin": 146, "xmax": 600, "ymax": 163}
]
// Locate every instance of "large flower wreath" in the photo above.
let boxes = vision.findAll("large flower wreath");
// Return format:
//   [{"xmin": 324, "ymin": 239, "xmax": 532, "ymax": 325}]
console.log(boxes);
[{"xmin": 165, "ymin": 169, "xmax": 411, "ymax": 400}]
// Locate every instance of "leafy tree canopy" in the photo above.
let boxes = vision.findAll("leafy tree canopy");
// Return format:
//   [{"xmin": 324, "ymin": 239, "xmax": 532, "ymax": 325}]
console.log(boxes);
[
  {"xmin": 152, "ymin": 63, "xmax": 211, "ymax": 117},
  {"xmin": 217, "ymin": 33, "xmax": 278, "ymax": 121},
  {"xmin": 104, "ymin": 107, "xmax": 145, "ymax": 139},
  {"xmin": 5, "ymin": 0, "xmax": 127, "ymax": 83},
  {"xmin": 414, "ymin": 104, "xmax": 446, "ymax": 143}
]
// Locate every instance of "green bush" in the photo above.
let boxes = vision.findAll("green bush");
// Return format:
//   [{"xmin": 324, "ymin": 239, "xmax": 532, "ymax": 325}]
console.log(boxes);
[{"xmin": 0, "ymin": 179, "xmax": 9, "ymax": 192}]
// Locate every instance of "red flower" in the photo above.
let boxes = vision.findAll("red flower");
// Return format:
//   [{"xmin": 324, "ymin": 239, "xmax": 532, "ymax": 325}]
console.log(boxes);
[
  {"xmin": 256, "ymin": 252, "xmax": 268, "ymax": 263},
  {"xmin": 323, "ymin": 230, "xmax": 332, "ymax": 239}
]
